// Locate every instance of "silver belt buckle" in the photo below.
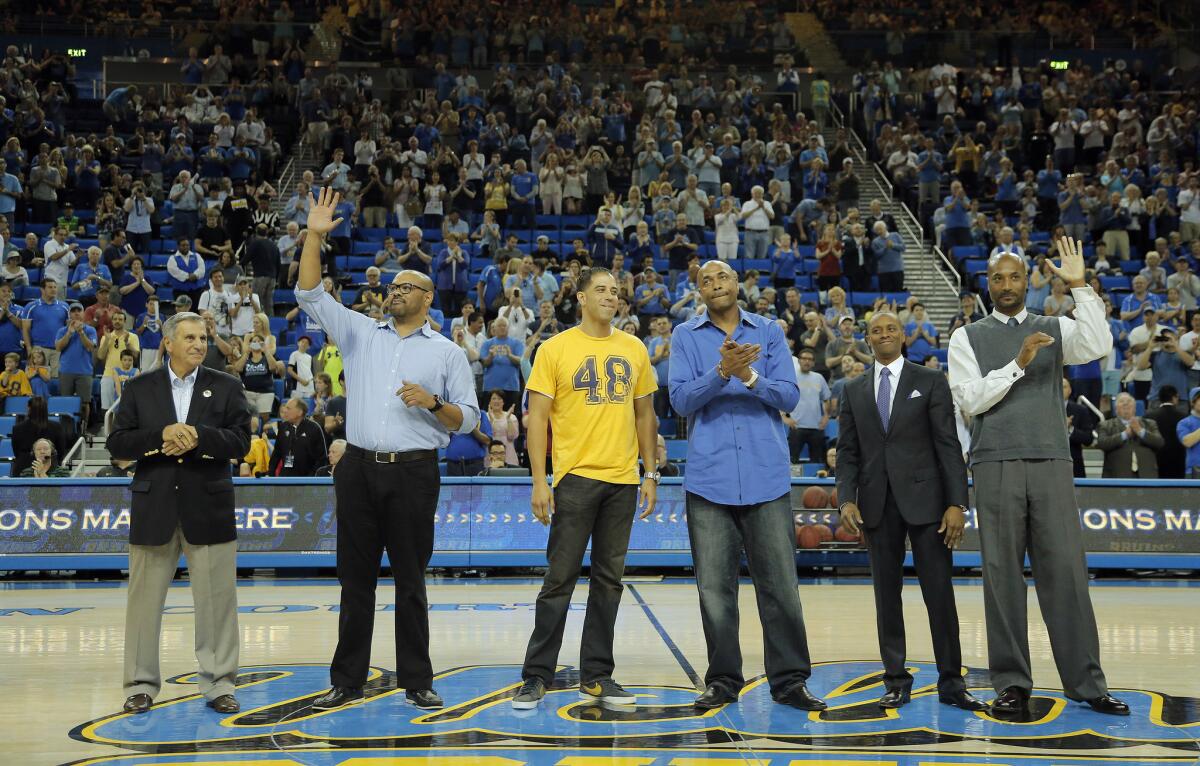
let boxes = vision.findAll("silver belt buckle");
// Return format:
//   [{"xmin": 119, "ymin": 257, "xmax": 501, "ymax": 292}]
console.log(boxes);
[{"xmin": 373, "ymin": 450, "xmax": 394, "ymax": 463}]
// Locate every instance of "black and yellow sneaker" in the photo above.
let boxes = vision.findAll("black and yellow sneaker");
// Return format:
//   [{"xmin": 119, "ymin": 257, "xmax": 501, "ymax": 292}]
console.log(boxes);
[
  {"xmin": 580, "ymin": 678, "xmax": 636, "ymax": 705},
  {"xmin": 511, "ymin": 677, "xmax": 547, "ymax": 710}
]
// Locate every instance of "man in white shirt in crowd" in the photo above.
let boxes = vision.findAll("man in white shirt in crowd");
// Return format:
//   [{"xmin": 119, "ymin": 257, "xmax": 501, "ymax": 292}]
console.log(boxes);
[
  {"xmin": 42, "ymin": 226, "xmax": 78, "ymax": 286},
  {"xmin": 198, "ymin": 269, "xmax": 237, "ymax": 337},
  {"xmin": 740, "ymin": 185, "xmax": 774, "ymax": 261},
  {"xmin": 277, "ymin": 222, "xmax": 303, "ymax": 288},
  {"xmin": 229, "ymin": 276, "xmax": 261, "ymax": 337}
]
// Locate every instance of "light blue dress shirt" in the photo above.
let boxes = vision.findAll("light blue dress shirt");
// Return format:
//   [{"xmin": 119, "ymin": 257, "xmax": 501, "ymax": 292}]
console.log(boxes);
[
  {"xmin": 295, "ymin": 282, "xmax": 479, "ymax": 451},
  {"xmin": 669, "ymin": 310, "xmax": 800, "ymax": 506},
  {"xmin": 168, "ymin": 362, "xmax": 199, "ymax": 422}
]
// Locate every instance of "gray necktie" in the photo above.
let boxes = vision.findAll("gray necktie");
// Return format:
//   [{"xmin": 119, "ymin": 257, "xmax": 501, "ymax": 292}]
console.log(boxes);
[{"xmin": 1008, "ymin": 317, "xmax": 1019, "ymax": 328}]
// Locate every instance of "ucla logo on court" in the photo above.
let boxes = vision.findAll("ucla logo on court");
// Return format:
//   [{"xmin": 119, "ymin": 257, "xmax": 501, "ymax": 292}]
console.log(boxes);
[{"xmin": 66, "ymin": 661, "xmax": 1200, "ymax": 766}]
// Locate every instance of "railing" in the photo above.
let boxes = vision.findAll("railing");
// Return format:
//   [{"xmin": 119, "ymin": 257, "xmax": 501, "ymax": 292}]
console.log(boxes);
[{"xmin": 64, "ymin": 436, "xmax": 87, "ymax": 478}]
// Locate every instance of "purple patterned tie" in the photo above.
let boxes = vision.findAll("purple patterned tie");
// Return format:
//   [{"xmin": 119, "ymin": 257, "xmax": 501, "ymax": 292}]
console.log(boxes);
[{"xmin": 877, "ymin": 367, "xmax": 892, "ymax": 432}]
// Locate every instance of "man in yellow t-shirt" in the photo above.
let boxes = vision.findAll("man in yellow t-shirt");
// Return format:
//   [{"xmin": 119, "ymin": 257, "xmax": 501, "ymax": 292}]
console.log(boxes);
[{"xmin": 512, "ymin": 268, "xmax": 660, "ymax": 711}]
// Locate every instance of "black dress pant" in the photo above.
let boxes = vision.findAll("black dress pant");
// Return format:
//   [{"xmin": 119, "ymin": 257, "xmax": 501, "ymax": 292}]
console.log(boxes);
[
  {"xmin": 522, "ymin": 474, "xmax": 637, "ymax": 685},
  {"xmin": 863, "ymin": 488, "xmax": 966, "ymax": 695},
  {"xmin": 330, "ymin": 450, "xmax": 441, "ymax": 690}
]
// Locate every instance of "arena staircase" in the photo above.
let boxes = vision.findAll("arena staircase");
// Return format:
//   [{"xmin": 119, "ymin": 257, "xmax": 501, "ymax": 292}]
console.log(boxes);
[
  {"xmin": 784, "ymin": 12, "xmax": 848, "ymax": 74},
  {"xmin": 822, "ymin": 119, "xmax": 964, "ymax": 337}
]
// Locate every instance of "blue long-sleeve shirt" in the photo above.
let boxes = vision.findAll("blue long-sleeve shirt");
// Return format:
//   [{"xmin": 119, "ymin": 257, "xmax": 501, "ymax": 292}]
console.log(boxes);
[
  {"xmin": 668, "ymin": 310, "xmax": 799, "ymax": 505},
  {"xmin": 872, "ymin": 233, "xmax": 905, "ymax": 274}
]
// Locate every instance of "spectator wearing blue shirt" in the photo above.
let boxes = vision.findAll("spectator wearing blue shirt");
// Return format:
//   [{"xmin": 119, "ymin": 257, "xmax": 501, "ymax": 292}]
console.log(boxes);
[
  {"xmin": 0, "ymin": 282, "xmax": 24, "ymax": 356},
  {"xmin": 102, "ymin": 84, "xmax": 138, "ymax": 126},
  {"xmin": 321, "ymin": 147, "xmax": 351, "ymax": 192},
  {"xmin": 198, "ymin": 135, "xmax": 228, "ymax": 182},
  {"xmin": 941, "ymin": 181, "xmax": 972, "ymax": 252},
  {"xmin": 504, "ymin": 256, "xmax": 540, "ymax": 311},
  {"xmin": 995, "ymin": 158, "xmax": 1019, "ymax": 217},
  {"xmin": 22, "ymin": 279, "xmax": 70, "ymax": 376},
  {"xmin": 476, "ymin": 255, "xmax": 507, "ymax": 319},
  {"xmin": 433, "ymin": 234, "xmax": 470, "ymax": 317},
  {"xmin": 588, "ymin": 208, "xmax": 624, "ymax": 267},
  {"xmin": 784, "ymin": 347, "xmax": 832, "ymax": 463},
  {"xmin": 667, "ymin": 259, "xmax": 824, "ymax": 712},
  {"xmin": 634, "ymin": 268, "xmax": 671, "ymax": 332},
  {"xmin": 0, "ymin": 158, "xmax": 22, "ymax": 226},
  {"xmin": 1139, "ymin": 327, "xmax": 1192, "ymax": 405},
  {"xmin": 916, "ymin": 138, "xmax": 943, "ymax": 215},
  {"xmin": 646, "ymin": 316, "xmax": 672, "ymax": 418},
  {"xmin": 770, "ymin": 233, "xmax": 800, "ymax": 290},
  {"xmin": 1058, "ymin": 174, "xmax": 1088, "ymax": 242},
  {"xmin": 1119, "ymin": 277, "xmax": 1163, "ymax": 329},
  {"xmin": 1036, "ymin": 157, "xmax": 1062, "ymax": 226},
  {"xmin": 479, "ymin": 317, "xmax": 523, "ymax": 407},
  {"xmin": 508, "ymin": 159, "xmax": 538, "ymax": 236},
  {"xmin": 227, "ymin": 139, "xmax": 258, "ymax": 182},
  {"xmin": 134, "ymin": 294, "xmax": 165, "ymax": 370},
  {"xmin": 903, "ymin": 303, "xmax": 939, "ymax": 361},
  {"xmin": 445, "ymin": 410, "xmax": 492, "ymax": 476},
  {"xmin": 166, "ymin": 238, "xmax": 207, "ymax": 308},
  {"xmin": 871, "ymin": 222, "xmax": 906, "ymax": 292},
  {"xmin": 1177, "ymin": 387, "xmax": 1200, "ymax": 478},
  {"xmin": 54, "ymin": 302, "xmax": 97, "ymax": 428},
  {"xmin": 69, "ymin": 246, "xmax": 113, "ymax": 306}
]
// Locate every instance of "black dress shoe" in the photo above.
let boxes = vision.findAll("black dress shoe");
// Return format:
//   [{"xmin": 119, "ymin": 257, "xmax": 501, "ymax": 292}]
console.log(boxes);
[
  {"xmin": 1085, "ymin": 694, "xmax": 1130, "ymax": 716},
  {"xmin": 405, "ymin": 688, "xmax": 444, "ymax": 709},
  {"xmin": 123, "ymin": 693, "xmax": 152, "ymax": 714},
  {"xmin": 878, "ymin": 688, "xmax": 911, "ymax": 708},
  {"xmin": 694, "ymin": 684, "xmax": 738, "ymax": 709},
  {"xmin": 990, "ymin": 686, "xmax": 1030, "ymax": 715},
  {"xmin": 206, "ymin": 694, "xmax": 240, "ymax": 713},
  {"xmin": 939, "ymin": 690, "xmax": 988, "ymax": 711},
  {"xmin": 774, "ymin": 683, "xmax": 828, "ymax": 711},
  {"xmin": 312, "ymin": 686, "xmax": 364, "ymax": 711}
]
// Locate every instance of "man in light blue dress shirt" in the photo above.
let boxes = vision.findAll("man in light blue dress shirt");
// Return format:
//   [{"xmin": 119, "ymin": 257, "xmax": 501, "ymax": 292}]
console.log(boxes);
[
  {"xmin": 295, "ymin": 189, "xmax": 479, "ymax": 714},
  {"xmin": 668, "ymin": 260, "xmax": 827, "ymax": 713}
]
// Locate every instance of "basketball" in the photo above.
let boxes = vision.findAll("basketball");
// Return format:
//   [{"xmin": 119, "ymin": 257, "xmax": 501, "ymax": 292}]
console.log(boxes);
[
  {"xmin": 829, "ymin": 488, "xmax": 838, "ymax": 508},
  {"xmin": 835, "ymin": 525, "xmax": 862, "ymax": 543},
  {"xmin": 797, "ymin": 524, "xmax": 823, "ymax": 549},
  {"xmin": 802, "ymin": 486, "xmax": 829, "ymax": 509},
  {"xmin": 817, "ymin": 524, "xmax": 834, "ymax": 543}
]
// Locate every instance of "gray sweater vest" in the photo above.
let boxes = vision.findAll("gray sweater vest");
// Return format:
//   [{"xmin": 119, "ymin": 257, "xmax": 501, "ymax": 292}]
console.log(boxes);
[{"xmin": 962, "ymin": 314, "xmax": 1070, "ymax": 464}]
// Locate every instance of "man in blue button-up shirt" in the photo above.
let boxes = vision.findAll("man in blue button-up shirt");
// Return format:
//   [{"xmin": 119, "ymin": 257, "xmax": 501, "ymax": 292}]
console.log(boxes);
[
  {"xmin": 295, "ymin": 188, "xmax": 479, "ymax": 715},
  {"xmin": 668, "ymin": 259, "xmax": 827, "ymax": 713}
]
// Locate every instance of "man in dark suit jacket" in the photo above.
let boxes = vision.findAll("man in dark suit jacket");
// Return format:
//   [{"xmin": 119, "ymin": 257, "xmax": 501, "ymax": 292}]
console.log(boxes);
[
  {"xmin": 837, "ymin": 311, "xmax": 985, "ymax": 712},
  {"xmin": 1148, "ymin": 385, "xmax": 1187, "ymax": 478},
  {"xmin": 1095, "ymin": 392, "xmax": 1163, "ymax": 478},
  {"xmin": 268, "ymin": 398, "xmax": 328, "ymax": 476},
  {"xmin": 1063, "ymin": 378, "xmax": 1098, "ymax": 478},
  {"xmin": 108, "ymin": 311, "xmax": 252, "ymax": 716}
]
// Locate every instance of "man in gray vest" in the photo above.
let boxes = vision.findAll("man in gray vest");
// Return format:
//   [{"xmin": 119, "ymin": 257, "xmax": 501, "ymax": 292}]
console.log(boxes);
[{"xmin": 947, "ymin": 237, "xmax": 1128, "ymax": 718}]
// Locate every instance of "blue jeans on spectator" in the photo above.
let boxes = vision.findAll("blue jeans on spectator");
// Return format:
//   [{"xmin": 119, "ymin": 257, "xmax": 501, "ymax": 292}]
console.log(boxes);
[
  {"xmin": 521, "ymin": 474, "xmax": 638, "ymax": 686},
  {"xmin": 174, "ymin": 209, "xmax": 199, "ymax": 243},
  {"xmin": 686, "ymin": 491, "xmax": 814, "ymax": 697},
  {"xmin": 744, "ymin": 229, "xmax": 770, "ymax": 261},
  {"xmin": 1062, "ymin": 223, "xmax": 1087, "ymax": 243},
  {"xmin": 509, "ymin": 201, "xmax": 535, "ymax": 238}
]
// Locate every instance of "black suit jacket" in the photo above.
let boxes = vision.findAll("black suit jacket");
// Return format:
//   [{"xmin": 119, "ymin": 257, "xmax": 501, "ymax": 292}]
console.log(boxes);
[
  {"xmin": 268, "ymin": 417, "xmax": 328, "ymax": 476},
  {"xmin": 836, "ymin": 361, "xmax": 968, "ymax": 527},
  {"xmin": 1066, "ymin": 400, "xmax": 1097, "ymax": 478},
  {"xmin": 1149, "ymin": 403, "xmax": 1187, "ymax": 478},
  {"xmin": 108, "ymin": 365, "xmax": 253, "ymax": 546}
]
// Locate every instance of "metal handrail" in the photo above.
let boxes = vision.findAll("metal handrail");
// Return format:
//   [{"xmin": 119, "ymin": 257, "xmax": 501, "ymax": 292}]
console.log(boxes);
[
  {"xmin": 930, "ymin": 243, "xmax": 963, "ymax": 294},
  {"xmin": 65, "ymin": 436, "xmax": 87, "ymax": 478}
]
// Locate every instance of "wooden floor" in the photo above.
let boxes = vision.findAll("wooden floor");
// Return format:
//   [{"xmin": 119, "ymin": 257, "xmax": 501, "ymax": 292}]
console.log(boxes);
[{"xmin": 1, "ymin": 576, "xmax": 1198, "ymax": 766}]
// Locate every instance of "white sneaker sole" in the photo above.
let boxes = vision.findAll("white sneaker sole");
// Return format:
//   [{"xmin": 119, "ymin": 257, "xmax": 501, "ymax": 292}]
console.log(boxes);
[
  {"xmin": 579, "ymin": 691, "xmax": 637, "ymax": 706},
  {"xmin": 511, "ymin": 697, "xmax": 543, "ymax": 710}
]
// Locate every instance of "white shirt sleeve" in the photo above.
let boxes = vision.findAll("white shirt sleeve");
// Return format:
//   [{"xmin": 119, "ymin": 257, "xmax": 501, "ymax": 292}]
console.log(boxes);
[
  {"xmin": 947, "ymin": 325, "xmax": 1027, "ymax": 417},
  {"xmin": 166, "ymin": 255, "xmax": 188, "ymax": 281},
  {"xmin": 1058, "ymin": 287, "xmax": 1113, "ymax": 365}
]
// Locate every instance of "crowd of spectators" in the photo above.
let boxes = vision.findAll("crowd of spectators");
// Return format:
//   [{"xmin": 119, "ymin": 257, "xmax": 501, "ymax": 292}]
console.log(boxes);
[{"xmin": 851, "ymin": 56, "xmax": 1200, "ymax": 477}]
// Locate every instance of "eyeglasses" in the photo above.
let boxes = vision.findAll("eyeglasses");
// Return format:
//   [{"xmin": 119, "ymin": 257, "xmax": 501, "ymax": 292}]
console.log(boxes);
[{"xmin": 387, "ymin": 283, "xmax": 431, "ymax": 295}]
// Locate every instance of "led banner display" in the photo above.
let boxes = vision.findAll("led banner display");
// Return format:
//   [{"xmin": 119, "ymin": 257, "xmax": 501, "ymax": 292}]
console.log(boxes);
[{"xmin": 0, "ymin": 480, "xmax": 1197, "ymax": 558}]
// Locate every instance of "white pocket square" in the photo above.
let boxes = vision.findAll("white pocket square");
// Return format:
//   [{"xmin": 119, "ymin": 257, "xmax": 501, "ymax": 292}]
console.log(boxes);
[{"xmin": 909, "ymin": 390, "xmax": 922, "ymax": 399}]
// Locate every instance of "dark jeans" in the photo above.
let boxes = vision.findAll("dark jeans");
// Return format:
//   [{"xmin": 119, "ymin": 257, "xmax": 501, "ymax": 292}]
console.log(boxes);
[
  {"xmin": 509, "ymin": 202, "xmax": 535, "ymax": 236},
  {"xmin": 686, "ymin": 491, "xmax": 813, "ymax": 696},
  {"xmin": 173, "ymin": 209, "xmax": 199, "ymax": 242},
  {"xmin": 788, "ymin": 427, "xmax": 826, "ymax": 463},
  {"xmin": 864, "ymin": 488, "xmax": 965, "ymax": 694},
  {"xmin": 522, "ymin": 473, "xmax": 637, "ymax": 685},
  {"xmin": 329, "ymin": 451, "xmax": 441, "ymax": 690},
  {"xmin": 878, "ymin": 271, "xmax": 905, "ymax": 292}
]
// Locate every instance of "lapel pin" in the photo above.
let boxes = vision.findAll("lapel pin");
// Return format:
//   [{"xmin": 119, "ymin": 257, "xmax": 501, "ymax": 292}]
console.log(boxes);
[{"xmin": 202, "ymin": 389, "xmax": 212, "ymax": 398}]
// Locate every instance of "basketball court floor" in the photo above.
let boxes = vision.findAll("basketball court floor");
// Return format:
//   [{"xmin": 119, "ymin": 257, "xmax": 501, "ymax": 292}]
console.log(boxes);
[{"xmin": 2, "ymin": 576, "xmax": 1198, "ymax": 766}]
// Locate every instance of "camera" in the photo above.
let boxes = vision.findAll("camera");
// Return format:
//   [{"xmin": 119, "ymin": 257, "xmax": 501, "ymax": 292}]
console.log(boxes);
[{"xmin": 249, "ymin": 341, "xmax": 262, "ymax": 351}]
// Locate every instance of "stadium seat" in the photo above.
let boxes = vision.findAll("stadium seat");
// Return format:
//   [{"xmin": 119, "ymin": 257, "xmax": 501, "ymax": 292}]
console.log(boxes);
[
  {"xmin": 0, "ymin": 461, "xmax": 10, "ymax": 477},
  {"xmin": 48, "ymin": 396, "xmax": 81, "ymax": 419},
  {"xmin": 0, "ymin": 441, "xmax": 12, "ymax": 460},
  {"xmin": 4, "ymin": 396, "xmax": 29, "ymax": 415},
  {"xmin": 0, "ymin": 416, "xmax": 13, "ymax": 436},
  {"xmin": 664, "ymin": 439, "xmax": 688, "ymax": 462}
]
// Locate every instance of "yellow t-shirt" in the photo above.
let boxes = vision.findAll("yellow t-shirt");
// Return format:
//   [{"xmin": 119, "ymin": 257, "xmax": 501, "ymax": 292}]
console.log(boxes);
[
  {"xmin": 317, "ymin": 343, "xmax": 344, "ymax": 395},
  {"xmin": 525, "ymin": 326, "xmax": 657, "ymax": 487},
  {"xmin": 101, "ymin": 331, "xmax": 141, "ymax": 377},
  {"xmin": 0, "ymin": 369, "xmax": 32, "ymax": 397},
  {"xmin": 243, "ymin": 437, "xmax": 270, "ymax": 476}
]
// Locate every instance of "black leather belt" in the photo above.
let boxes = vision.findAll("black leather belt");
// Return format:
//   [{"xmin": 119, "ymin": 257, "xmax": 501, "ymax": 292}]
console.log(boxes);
[{"xmin": 346, "ymin": 444, "xmax": 437, "ymax": 464}]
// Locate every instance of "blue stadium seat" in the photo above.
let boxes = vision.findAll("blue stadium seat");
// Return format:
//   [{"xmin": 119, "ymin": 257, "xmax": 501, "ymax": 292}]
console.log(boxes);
[
  {"xmin": 849, "ymin": 291, "xmax": 880, "ymax": 307},
  {"xmin": 357, "ymin": 227, "xmax": 388, "ymax": 241},
  {"xmin": 0, "ymin": 416, "xmax": 14, "ymax": 436},
  {"xmin": 0, "ymin": 442, "xmax": 12, "ymax": 460},
  {"xmin": 273, "ymin": 289, "xmax": 296, "ymax": 308},
  {"xmin": 4, "ymin": 396, "xmax": 29, "ymax": 415},
  {"xmin": 665, "ymin": 439, "xmax": 688, "ymax": 462},
  {"xmin": 952, "ymin": 245, "xmax": 984, "ymax": 261},
  {"xmin": 273, "ymin": 379, "xmax": 285, "ymax": 402},
  {"xmin": 801, "ymin": 462, "xmax": 823, "ymax": 477},
  {"xmin": 351, "ymin": 240, "xmax": 379, "ymax": 255},
  {"xmin": 48, "ymin": 396, "xmax": 81, "ymax": 419},
  {"xmin": 1100, "ymin": 275, "xmax": 1131, "ymax": 291},
  {"xmin": 268, "ymin": 316, "xmax": 288, "ymax": 337},
  {"xmin": 657, "ymin": 418, "xmax": 676, "ymax": 437},
  {"xmin": 0, "ymin": 461, "xmax": 10, "ymax": 477}
]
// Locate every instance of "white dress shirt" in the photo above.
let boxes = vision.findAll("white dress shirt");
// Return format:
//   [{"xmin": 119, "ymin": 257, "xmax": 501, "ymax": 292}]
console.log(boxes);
[
  {"xmin": 873, "ymin": 355, "xmax": 905, "ymax": 415},
  {"xmin": 948, "ymin": 286, "xmax": 1112, "ymax": 416},
  {"xmin": 168, "ymin": 363, "xmax": 199, "ymax": 422}
]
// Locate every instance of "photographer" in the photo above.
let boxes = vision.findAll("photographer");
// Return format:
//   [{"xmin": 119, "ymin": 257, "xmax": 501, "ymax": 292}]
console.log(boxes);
[
  {"xmin": 1136, "ymin": 326, "xmax": 1194, "ymax": 409},
  {"xmin": 122, "ymin": 182, "xmax": 155, "ymax": 255},
  {"xmin": 229, "ymin": 276, "xmax": 261, "ymax": 336},
  {"xmin": 198, "ymin": 270, "xmax": 237, "ymax": 337}
]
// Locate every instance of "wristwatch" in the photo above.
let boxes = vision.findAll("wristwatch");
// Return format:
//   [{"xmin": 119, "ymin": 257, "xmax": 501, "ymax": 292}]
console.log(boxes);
[
  {"xmin": 744, "ymin": 367, "xmax": 760, "ymax": 389},
  {"xmin": 643, "ymin": 471, "xmax": 662, "ymax": 482},
  {"xmin": 429, "ymin": 395, "xmax": 445, "ymax": 412}
]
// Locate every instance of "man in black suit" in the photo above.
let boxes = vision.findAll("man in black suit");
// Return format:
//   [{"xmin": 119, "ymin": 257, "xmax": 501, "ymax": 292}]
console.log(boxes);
[
  {"xmin": 836, "ymin": 311, "xmax": 986, "ymax": 712},
  {"xmin": 268, "ymin": 398, "xmax": 328, "ymax": 476},
  {"xmin": 1063, "ymin": 378, "xmax": 1097, "ymax": 478},
  {"xmin": 1148, "ymin": 385, "xmax": 1187, "ymax": 478},
  {"xmin": 108, "ymin": 311, "xmax": 252, "ymax": 715}
]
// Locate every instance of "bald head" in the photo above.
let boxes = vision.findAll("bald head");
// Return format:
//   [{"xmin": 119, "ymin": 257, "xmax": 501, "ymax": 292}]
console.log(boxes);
[{"xmin": 986, "ymin": 251, "xmax": 1027, "ymax": 276}]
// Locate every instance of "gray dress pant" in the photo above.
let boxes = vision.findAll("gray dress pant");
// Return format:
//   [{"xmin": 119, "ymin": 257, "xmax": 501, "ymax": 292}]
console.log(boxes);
[
  {"xmin": 124, "ymin": 525, "xmax": 239, "ymax": 701},
  {"xmin": 973, "ymin": 459, "xmax": 1108, "ymax": 700}
]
